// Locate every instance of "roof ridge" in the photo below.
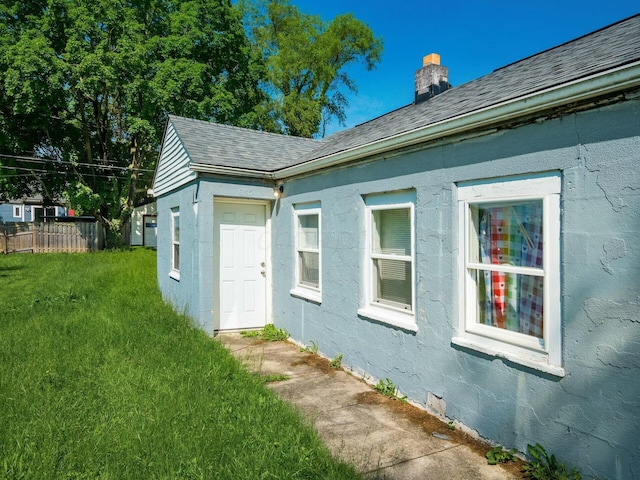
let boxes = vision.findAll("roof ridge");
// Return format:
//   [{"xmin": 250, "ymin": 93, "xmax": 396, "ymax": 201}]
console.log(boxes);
[{"xmin": 168, "ymin": 114, "xmax": 319, "ymax": 144}]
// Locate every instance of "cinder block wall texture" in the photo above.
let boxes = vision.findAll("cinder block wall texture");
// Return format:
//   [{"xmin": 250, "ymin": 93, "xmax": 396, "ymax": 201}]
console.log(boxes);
[{"xmin": 272, "ymin": 98, "xmax": 639, "ymax": 479}]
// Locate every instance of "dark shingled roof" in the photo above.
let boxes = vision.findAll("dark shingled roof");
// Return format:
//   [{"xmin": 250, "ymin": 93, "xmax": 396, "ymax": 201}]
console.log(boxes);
[
  {"xmin": 170, "ymin": 14, "xmax": 640, "ymax": 173},
  {"xmin": 168, "ymin": 115, "xmax": 320, "ymax": 172},
  {"xmin": 297, "ymin": 14, "xmax": 640, "ymax": 164}
]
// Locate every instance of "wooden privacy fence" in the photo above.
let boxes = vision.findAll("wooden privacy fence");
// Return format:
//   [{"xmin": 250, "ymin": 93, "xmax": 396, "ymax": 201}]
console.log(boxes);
[{"xmin": 0, "ymin": 222, "xmax": 104, "ymax": 254}]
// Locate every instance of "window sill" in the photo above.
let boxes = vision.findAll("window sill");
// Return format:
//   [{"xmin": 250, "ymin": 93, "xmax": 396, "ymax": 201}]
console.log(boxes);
[
  {"xmin": 357, "ymin": 307, "xmax": 418, "ymax": 333},
  {"xmin": 290, "ymin": 287, "xmax": 321, "ymax": 304},
  {"xmin": 169, "ymin": 270, "xmax": 180, "ymax": 281},
  {"xmin": 451, "ymin": 336, "xmax": 565, "ymax": 377}
]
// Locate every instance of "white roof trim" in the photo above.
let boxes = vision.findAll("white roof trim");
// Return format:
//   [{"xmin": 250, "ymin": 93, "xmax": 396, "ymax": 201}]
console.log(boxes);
[{"xmin": 274, "ymin": 61, "xmax": 640, "ymax": 180}]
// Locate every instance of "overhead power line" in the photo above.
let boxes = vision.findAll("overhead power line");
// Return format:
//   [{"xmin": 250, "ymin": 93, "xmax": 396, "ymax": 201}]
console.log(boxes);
[
  {"xmin": 0, "ymin": 166, "xmax": 147, "ymax": 179},
  {"xmin": 0, "ymin": 153, "xmax": 156, "ymax": 173},
  {"xmin": 1, "ymin": 165, "xmax": 49, "ymax": 173}
]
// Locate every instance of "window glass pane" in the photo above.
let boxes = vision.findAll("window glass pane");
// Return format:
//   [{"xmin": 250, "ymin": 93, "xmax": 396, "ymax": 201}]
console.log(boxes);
[
  {"xmin": 173, "ymin": 214, "xmax": 180, "ymax": 242},
  {"xmin": 299, "ymin": 251, "xmax": 319, "ymax": 287},
  {"xmin": 372, "ymin": 208, "xmax": 410, "ymax": 255},
  {"xmin": 374, "ymin": 258, "xmax": 411, "ymax": 308},
  {"xmin": 173, "ymin": 244, "xmax": 180, "ymax": 270},
  {"xmin": 298, "ymin": 214, "xmax": 318, "ymax": 249},
  {"xmin": 473, "ymin": 201, "xmax": 543, "ymax": 268},
  {"xmin": 476, "ymin": 270, "xmax": 543, "ymax": 338}
]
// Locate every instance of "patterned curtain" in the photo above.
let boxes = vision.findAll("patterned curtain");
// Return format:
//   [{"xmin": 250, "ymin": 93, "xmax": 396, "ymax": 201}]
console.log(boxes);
[{"xmin": 478, "ymin": 203, "xmax": 544, "ymax": 338}]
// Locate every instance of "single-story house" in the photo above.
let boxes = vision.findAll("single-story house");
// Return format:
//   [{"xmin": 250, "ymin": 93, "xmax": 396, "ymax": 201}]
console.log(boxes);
[
  {"xmin": 0, "ymin": 196, "xmax": 67, "ymax": 223},
  {"xmin": 129, "ymin": 202, "xmax": 157, "ymax": 247},
  {"xmin": 153, "ymin": 15, "xmax": 640, "ymax": 479}
]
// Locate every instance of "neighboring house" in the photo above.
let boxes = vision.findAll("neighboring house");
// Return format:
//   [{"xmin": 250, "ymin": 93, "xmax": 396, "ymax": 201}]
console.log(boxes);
[
  {"xmin": 153, "ymin": 15, "xmax": 640, "ymax": 479},
  {"xmin": 0, "ymin": 197, "xmax": 66, "ymax": 223},
  {"xmin": 130, "ymin": 202, "xmax": 157, "ymax": 247}
]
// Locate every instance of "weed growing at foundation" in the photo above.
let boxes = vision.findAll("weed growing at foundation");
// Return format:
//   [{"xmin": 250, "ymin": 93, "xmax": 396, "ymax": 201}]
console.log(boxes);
[
  {"xmin": 522, "ymin": 443, "xmax": 582, "ymax": 480},
  {"xmin": 448, "ymin": 420, "xmax": 456, "ymax": 430},
  {"xmin": 260, "ymin": 324, "xmax": 290, "ymax": 341},
  {"xmin": 374, "ymin": 378, "xmax": 396, "ymax": 396},
  {"xmin": 330, "ymin": 354, "xmax": 343, "ymax": 370},
  {"xmin": 241, "ymin": 324, "xmax": 290, "ymax": 341},
  {"xmin": 486, "ymin": 445, "xmax": 517, "ymax": 465},
  {"xmin": 374, "ymin": 378, "xmax": 407, "ymax": 402},
  {"xmin": 300, "ymin": 340, "xmax": 318, "ymax": 354}
]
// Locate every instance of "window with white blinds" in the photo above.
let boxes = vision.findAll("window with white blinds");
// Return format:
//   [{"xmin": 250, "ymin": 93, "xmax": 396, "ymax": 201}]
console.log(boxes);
[
  {"xmin": 358, "ymin": 191, "xmax": 416, "ymax": 331},
  {"xmin": 297, "ymin": 213, "xmax": 320, "ymax": 288},
  {"xmin": 371, "ymin": 208, "xmax": 412, "ymax": 308},
  {"xmin": 292, "ymin": 204, "xmax": 322, "ymax": 302}
]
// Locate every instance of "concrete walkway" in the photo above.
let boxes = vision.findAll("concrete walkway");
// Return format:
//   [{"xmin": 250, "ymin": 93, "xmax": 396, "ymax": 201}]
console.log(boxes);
[{"xmin": 218, "ymin": 333, "xmax": 518, "ymax": 480}]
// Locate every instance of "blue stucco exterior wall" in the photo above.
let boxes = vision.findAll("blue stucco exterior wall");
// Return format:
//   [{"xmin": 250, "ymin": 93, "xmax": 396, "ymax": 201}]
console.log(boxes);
[
  {"xmin": 156, "ymin": 181, "xmax": 274, "ymax": 333},
  {"xmin": 270, "ymin": 99, "xmax": 639, "ymax": 479},
  {"xmin": 155, "ymin": 97, "xmax": 639, "ymax": 479},
  {"xmin": 0, "ymin": 203, "xmax": 18, "ymax": 222}
]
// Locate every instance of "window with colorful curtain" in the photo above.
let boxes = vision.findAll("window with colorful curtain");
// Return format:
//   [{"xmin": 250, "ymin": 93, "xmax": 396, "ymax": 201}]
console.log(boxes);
[{"xmin": 472, "ymin": 201, "xmax": 544, "ymax": 338}]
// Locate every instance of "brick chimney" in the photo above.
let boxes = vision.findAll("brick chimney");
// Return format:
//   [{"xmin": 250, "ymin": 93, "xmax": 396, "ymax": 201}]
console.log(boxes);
[{"xmin": 414, "ymin": 53, "xmax": 450, "ymax": 104}]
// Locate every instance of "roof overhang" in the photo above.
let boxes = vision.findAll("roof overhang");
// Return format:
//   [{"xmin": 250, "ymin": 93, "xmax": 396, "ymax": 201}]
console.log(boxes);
[
  {"xmin": 189, "ymin": 163, "xmax": 275, "ymax": 180},
  {"xmin": 274, "ymin": 60, "xmax": 640, "ymax": 180}
]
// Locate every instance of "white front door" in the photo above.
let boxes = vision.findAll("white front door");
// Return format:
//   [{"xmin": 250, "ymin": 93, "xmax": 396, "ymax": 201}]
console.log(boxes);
[{"xmin": 214, "ymin": 201, "xmax": 267, "ymax": 331}]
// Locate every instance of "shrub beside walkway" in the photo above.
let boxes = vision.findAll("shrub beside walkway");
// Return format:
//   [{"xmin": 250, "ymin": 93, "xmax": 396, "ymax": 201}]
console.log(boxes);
[{"xmin": 219, "ymin": 333, "xmax": 521, "ymax": 480}]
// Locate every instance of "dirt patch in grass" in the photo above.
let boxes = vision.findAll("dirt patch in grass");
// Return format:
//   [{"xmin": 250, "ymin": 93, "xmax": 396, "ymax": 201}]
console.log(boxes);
[
  {"xmin": 291, "ymin": 353, "xmax": 336, "ymax": 375},
  {"xmin": 353, "ymin": 391, "xmax": 526, "ymax": 478}
]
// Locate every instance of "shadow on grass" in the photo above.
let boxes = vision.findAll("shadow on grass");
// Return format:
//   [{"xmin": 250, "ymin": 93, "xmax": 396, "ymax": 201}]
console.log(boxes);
[{"xmin": 0, "ymin": 264, "xmax": 24, "ymax": 277}]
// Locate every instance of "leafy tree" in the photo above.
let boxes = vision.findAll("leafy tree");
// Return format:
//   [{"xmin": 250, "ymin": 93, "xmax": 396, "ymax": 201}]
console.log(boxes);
[
  {"xmin": 0, "ymin": 0, "xmax": 263, "ymax": 242},
  {"xmin": 0, "ymin": 0, "xmax": 382, "ymax": 243},
  {"xmin": 242, "ymin": 0, "xmax": 383, "ymax": 137}
]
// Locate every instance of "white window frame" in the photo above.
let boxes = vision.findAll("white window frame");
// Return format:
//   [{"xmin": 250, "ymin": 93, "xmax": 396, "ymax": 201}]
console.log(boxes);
[
  {"xmin": 13, "ymin": 205, "xmax": 22, "ymax": 219},
  {"xmin": 358, "ymin": 191, "xmax": 417, "ymax": 332},
  {"xmin": 170, "ymin": 207, "xmax": 180, "ymax": 280},
  {"xmin": 290, "ymin": 203, "xmax": 322, "ymax": 303},
  {"xmin": 32, "ymin": 205, "xmax": 42, "ymax": 222},
  {"xmin": 453, "ymin": 173, "xmax": 563, "ymax": 376}
]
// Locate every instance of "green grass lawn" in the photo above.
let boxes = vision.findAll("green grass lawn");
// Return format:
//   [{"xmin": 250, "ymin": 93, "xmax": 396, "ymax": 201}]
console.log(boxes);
[{"xmin": 0, "ymin": 249, "xmax": 359, "ymax": 479}]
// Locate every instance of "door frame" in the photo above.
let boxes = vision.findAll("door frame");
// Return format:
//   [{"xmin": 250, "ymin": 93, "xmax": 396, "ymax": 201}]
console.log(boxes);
[
  {"xmin": 213, "ymin": 197, "xmax": 272, "ymax": 333},
  {"xmin": 142, "ymin": 214, "xmax": 158, "ymax": 247}
]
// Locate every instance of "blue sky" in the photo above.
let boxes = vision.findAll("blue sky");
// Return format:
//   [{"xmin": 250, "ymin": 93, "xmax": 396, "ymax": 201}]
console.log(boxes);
[{"xmin": 288, "ymin": 0, "xmax": 639, "ymax": 136}]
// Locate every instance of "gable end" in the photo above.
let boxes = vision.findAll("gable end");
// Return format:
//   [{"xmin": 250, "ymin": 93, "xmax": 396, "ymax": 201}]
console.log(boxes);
[{"xmin": 153, "ymin": 120, "xmax": 197, "ymax": 197}]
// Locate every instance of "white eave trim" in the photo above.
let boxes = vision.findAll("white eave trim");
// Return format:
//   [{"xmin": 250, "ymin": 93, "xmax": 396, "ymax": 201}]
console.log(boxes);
[
  {"xmin": 275, "ymin": 61, "xmax": 640, "ymax": 180},
  {"xmin": 189, "ymin": 163, "xmax": 275, "ymax": 180}
]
